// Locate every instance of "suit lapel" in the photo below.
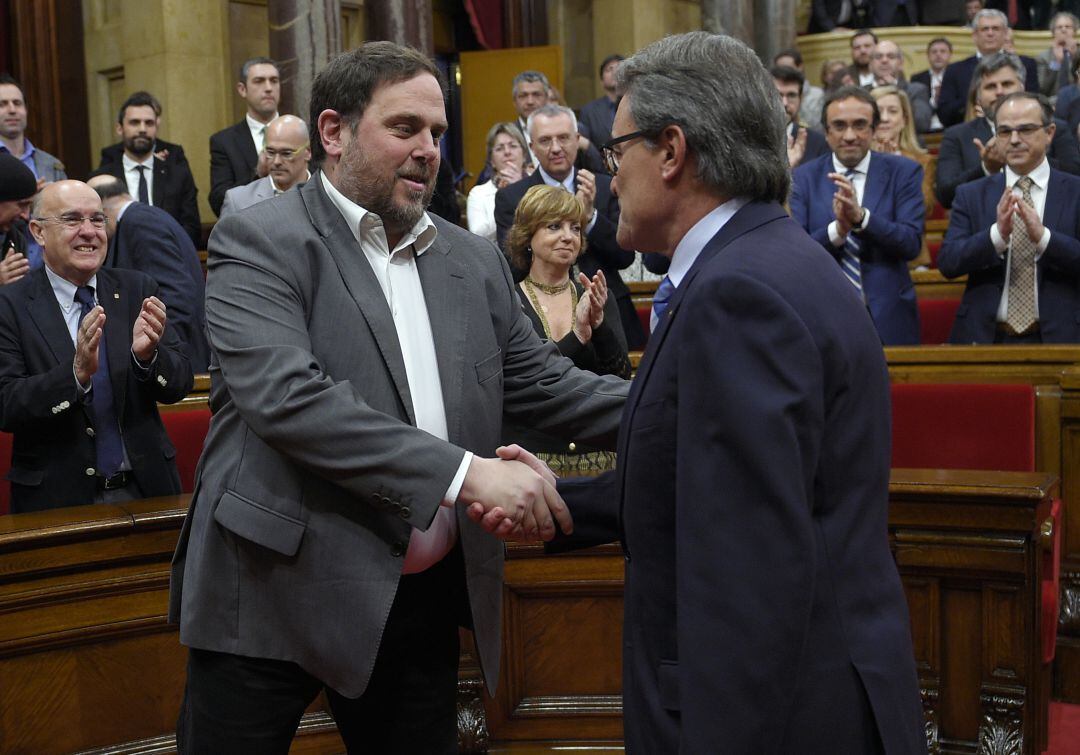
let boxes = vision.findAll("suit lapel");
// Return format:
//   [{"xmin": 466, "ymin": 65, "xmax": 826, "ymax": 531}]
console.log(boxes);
[
  {"xmin": 300, "ymin": 174, "xmax": 417, "ymax": 425},
  {"xmin": 1042, "ymin": 169, "xmax": 1066, "ymax": 232},
  {"xmin": 237, "ymin": 121, "xmax": 258, "ymax": 172},
  {"xmin": 415, "ymin": 229, "xmax": 467, "ymax": 443},
  {"xmin": 25, "ymin": 267, "xmax": 75, "ymax": 366},
  {"xmin": 96, "ymin": 271, "xmax": 130, "ymax": 420},
  {"xmin": 152, "ymin": 155, "xmax": 167, "ymax": 208},
  {"xmin": 861, "ymin": 152, "xmax": 886, "ymax": 215}
]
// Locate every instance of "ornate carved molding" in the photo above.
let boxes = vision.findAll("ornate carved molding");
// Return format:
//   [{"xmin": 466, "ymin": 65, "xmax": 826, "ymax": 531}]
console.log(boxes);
[
  {"xmin": 1060, "ymin": 572, "xmax": 1080, "ymax": 635},
  {"xmin": 978, "ymin": 691, "xmax": 1025, "ymax": 755},
  {"xmin": 920, "ymin": 685, "xmax": 941, "ymax": 755},
  {"xmin": 456, "ymin": 675, "xmax": 489, "ymax": 753}
]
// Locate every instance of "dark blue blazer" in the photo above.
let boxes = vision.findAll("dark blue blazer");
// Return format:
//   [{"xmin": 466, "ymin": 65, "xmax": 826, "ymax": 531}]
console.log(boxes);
[
  {"xmin": 789, "ymin": 151, "xmax": 924, "ymax": 345},
  {"xmin": 552, "ymin": 200, "xmax": 925, "ymax": 754},
  {"xmin": 937, "ymin": 54, "xmax": 1040, "ymax": 128},
  {"xmin": 109, "ymin": 201, "xmax": 211, "ymax": 372},
  {"xmin": 937, "ymin": 168, "xmax": 1080, "ymax": 343}
]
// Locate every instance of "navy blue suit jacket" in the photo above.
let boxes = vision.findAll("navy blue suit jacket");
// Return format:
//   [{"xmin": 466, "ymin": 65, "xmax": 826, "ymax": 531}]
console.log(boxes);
[
  {"xmin": 790, "ymin": 151, "xmax": 924, "ymax": 345},
  {"xmin": 109, "ymin": 201, "xmax": 211, "ymax": 372},
  {"xmin": 552, "ymin": 200, "xmax": 925, "ymax": 754},
  {"xmin": 937, "ymin": 54, "xmax": 1040, "ymax": 128},
  {"xmin": 937, "ymin": 168, "xmax": 1080, "ymax": 343}
]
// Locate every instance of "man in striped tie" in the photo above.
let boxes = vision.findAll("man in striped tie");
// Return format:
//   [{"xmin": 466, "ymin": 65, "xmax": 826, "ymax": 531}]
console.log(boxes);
[{"xmin": 789, "ymin": 85, "xmax": 925, "ymax": 345}]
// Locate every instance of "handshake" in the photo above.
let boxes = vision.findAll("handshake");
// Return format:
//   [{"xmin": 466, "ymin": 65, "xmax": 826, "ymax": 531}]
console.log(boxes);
[{"xmin": 458, "ymin": 444, "xmax": 572, "ymax": 542}]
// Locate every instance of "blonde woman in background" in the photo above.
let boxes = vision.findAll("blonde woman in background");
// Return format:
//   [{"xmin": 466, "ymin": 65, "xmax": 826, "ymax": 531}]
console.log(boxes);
[{"xmin": 466, "ymin": 122, "xmax": 530, "ymax": 243}]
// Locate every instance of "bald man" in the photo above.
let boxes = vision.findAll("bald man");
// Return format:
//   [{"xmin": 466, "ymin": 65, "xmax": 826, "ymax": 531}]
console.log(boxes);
[
  {"xmin": 0, "ymin": 181, "xmax": 192, "ymax": 512},
  {"xmin": 219, "ymin": 115, "xmax": 311, "ymax": 218}
]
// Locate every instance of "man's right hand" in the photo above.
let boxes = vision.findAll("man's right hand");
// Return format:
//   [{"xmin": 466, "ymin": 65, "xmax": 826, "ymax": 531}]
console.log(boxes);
[
  {"xmin": 74, "ymin": 305, "xmax": 105, "ymax": 386},
  {"xmin": 975, "ymin": 136, "xmax": 1006, "ymax": 174},
  {"xmin": 996, "ymin": 185, "xmax": 1016, "ymax": 239},
  {"xmin": 0, "ymin": 249, "xmax": 30, "ymax": 286},
  {"xmin": 459, "ymin": 452, "xmax": 572, "ymax": 541}
]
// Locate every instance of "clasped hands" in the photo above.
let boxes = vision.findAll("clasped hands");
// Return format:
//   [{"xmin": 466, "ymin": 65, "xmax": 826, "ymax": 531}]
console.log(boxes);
[
  {"xmin": 459, "ymin": 444, "xmax": 572, "ymax": 542},
  {"xmin": 827, "ymin": 172, "xmax": 866, "ymax": 239},
  {"xmin": 996, "ymin": 185, "xmax": 1044, "ymax": 242},
  {"xmin": 74, "ymin": 296, "xmax": 168, "ymax": 385}
]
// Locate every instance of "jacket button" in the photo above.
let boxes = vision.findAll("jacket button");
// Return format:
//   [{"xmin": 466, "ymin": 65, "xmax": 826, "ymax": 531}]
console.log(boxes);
[
  {"xmin": 568, "ymin": 441, "xmax": 577, "ymax": 452},
  {"xmin": 86, "ymin": 427, "xmax": 95, "ymax": 437},
  {"xmin": 85, "ymin": 467, "xmax": 96, "ymax": 476},
  {"xmin": 399, "ymin": 507, "xmax": 411, "ymax": 519},
  {"xmin": 390, "ymin": 542, "xmax": 406, "ymax": 557},
  {"xmin": 61, "ymin": 400, "xmax": 70, "ymax": 409}
]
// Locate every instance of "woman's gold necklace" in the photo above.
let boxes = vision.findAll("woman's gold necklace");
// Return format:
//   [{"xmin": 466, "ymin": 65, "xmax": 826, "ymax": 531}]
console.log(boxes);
[{"xmin": 523, "ymin": 277, "xmax": 578, "ymax": 339}]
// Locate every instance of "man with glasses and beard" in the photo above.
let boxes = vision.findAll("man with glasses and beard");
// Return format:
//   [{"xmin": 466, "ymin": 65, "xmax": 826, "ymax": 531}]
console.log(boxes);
[
  {"xmin": 218, "ymin": 115, "xmax": 312, "ymax": 218},
  {"xmin": 169, "ymin": 41, "xmax": 628, "ymax": 753},
  {"xmin": 96, "ymin": 91, "xmax": 201, "ymax": 247}
]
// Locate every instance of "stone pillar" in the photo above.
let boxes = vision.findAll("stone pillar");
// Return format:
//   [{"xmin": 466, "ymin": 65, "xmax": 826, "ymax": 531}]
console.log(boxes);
[
  {"xmin": 701, "ymin": 0, "xmax": 753, "ymax": 46},
  {"xmin": 365, "ymin": 0, "xmax": 434, "ymax": 57},
  {"xmin": 268, "ymin": 0, "xmax": 342, "ymax": 124},
  {"xmin": 701, "ymin": 0, "xmax": 797, "ymax": 64}
]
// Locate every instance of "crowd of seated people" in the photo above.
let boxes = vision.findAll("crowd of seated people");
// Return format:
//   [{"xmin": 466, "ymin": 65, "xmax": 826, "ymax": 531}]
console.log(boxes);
[{"xmin": 4, "ymin": 6, "xmax": 1080, "ymax": 514}]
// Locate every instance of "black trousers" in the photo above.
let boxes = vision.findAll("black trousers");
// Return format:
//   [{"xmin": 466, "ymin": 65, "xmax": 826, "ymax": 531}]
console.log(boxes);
[{"xmin": 176, "ymin": 546, "xmax": 466, "ymax": 754}]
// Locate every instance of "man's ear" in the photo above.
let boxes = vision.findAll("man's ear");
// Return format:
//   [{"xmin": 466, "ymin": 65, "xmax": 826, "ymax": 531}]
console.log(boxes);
[
  {"xmin": 114, "ymin": 121, "xmax": 123, "ymax": 139},
  {"xmin": 236, "ymin": 81, "xmax": 247, "ymax": 99},
  {"xmin": 317, "ymin": 110, "xmax": 345, "ymax": 160},
  {"xmin": 28, "ymin": 219, "xmax": 47, "ymax": 246},
  {"xmin": 657, "ymin": 124, "xmax": 689, "ymax": 183}
]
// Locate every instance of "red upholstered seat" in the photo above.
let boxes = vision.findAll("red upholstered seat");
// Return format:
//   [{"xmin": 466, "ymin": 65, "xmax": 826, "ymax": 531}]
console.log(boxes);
[
  {"xmin": 927, "ymin": 238, "xmax": 942, "ymax": 267},
  {"xmin": 918, "ymin": 299, "xmax": 960, "ymax": 344},
  {"xmin": 162, "ymin": 407, "xmax": 211, "ymax": 493},
  {"xmin": 636, "ymin": 304, "xmax": 651, "ymax": 346},
  {"xmin": 890, "ymin": 383, "xmax": 1035, "ymax": 472}
]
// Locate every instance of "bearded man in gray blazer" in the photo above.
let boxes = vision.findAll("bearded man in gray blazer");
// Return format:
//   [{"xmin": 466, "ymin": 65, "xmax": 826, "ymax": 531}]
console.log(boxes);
[{"xmin": 170, "ymin": 42, "xmax": 628, "ymax": 753}]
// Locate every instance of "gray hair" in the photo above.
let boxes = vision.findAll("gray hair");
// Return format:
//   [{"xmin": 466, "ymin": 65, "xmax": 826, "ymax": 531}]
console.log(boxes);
[
  {"xmin": 525, "ymin": 104, "xmax": 578, "ymax": 142},
  {"xmin": 973, "ymin": 8, "xmax": 1009, "ymax": 28},
  {"xmin": 615, "ymin": 31, "xmax": 788, "ymax": 202},
  {"xmin": 512, "ymin": 70, "xmax": 550, "ymax": 98},
  {"xmin": 971, "ymin": 51, "xmax": 1025, "ymax": 98},
  {"xmin": 1050, "ymin": 11, "xmax": 1080, "ymax": 31}
]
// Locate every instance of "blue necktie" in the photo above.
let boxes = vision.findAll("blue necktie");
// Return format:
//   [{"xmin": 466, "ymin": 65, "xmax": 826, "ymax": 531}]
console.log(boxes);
[
  {"xmin": 74, "ymin": 286, "xmax": 124, "ymax": 478},
  {"xmin": 136, "ymin": 165, "xmax": 149, "ymax": 205},
  {"xmin": 651, "ymin": 275, "xmax": 675, "ymax": 332},
  {"xmin": 841, "ymin": 169, "xmax": 863, "ymax": 293}
]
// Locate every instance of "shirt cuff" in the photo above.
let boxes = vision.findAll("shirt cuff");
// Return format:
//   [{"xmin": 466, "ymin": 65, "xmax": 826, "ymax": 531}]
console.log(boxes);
[
  {"xmin": 585, "ymin": 209, "xmax": 597, "ymax": 235},
  {"xmin": 443, "ymin": 451, "xmax": 473, "ymax": 507},
  {"xmin": 828, "ymin": 220, "xmax": 844, "ymax": 247},
  {"xmin": 130, "ymin": 347, "xmax": 158, "ymax": 376},
  {"xmin": 73, "ymin": 364, "xmax": 92, "ymax": 395},
  {"xmin": 1037, "ymin": 227, "xmax": 1051, "ymax": 256},
  {"xmin": 991, "ymin": 223, "xmax": 1007, "ymax": 254},
  {"xmin": 855, "ymin": 208, "xmax": 870, "ymax": 232}
]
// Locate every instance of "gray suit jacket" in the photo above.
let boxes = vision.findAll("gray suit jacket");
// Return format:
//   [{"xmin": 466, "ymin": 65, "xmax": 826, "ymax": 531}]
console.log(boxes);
[
  {"xmin": 169, "ymin": 171, "xmax": 628, "ymax": 697},
  {"xmin": 218, "ymin": 175, "xmax": 277, "ymax": 219},
  {"xmin": 31, "ymin": 147, "xmax": 66, "ymax": 183}
]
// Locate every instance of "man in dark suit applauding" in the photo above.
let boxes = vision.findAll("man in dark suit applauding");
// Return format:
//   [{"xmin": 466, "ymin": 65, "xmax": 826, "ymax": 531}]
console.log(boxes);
[
  {"xmin": 0, "ymin": 180, "xmax": 192, "ymax": 512},
  {"xmin": 96, "ymin": 91, "xmax": 201, "ymax": 247},
  {"xmin": 790, "ymin": 86, "xmax": 926, "ymax": 345},
  {"xmin": 488, "ymin": 31, "xmax": 925, "ymax": 753},
  {"xmin": 494, "ymin": 104, "xmax": 641, "ymax": 347},
  {"xmin": 208, "ymin": 57, "xmax": 281, "ymax": 217},
  {"xmin": 939, "ymin": 92, "xmax": 1080, "ymax": 343}
]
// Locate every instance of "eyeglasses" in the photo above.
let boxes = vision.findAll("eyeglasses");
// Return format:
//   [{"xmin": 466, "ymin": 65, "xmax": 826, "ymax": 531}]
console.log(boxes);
[
  {"xmin": 532, "ymin": 133, "xmax": 575, "ymax": 151},
  {"xmin": 995, "ymin": 123, "xmax": 1049, "ymax": 138},
  {"xmin": 34, "ymin": 212, "xmax": 108, "ymax": 229},
  {"xmin": 263, "ymin": 144, "xmax": 309, "ymax": 161},
  {"xmin": 602, "ymin": 129, "xmax": 654, "ymax": 176},
  {"xmin": 826, "ymin": 119, "xmax": 874, "ymax": 135}
]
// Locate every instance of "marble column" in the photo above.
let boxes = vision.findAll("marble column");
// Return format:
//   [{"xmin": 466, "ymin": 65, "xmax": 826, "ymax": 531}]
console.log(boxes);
[
  {"xmin": 701, "ymin": 0, "xmax": 797, "ymax": 64},
  {"xmin": 365, "ymin": 0, "xmax": 434, "ymax": 58},
  {"xmin": 268, "ymin": 0, "xmax": 342, "ymax": 122}
]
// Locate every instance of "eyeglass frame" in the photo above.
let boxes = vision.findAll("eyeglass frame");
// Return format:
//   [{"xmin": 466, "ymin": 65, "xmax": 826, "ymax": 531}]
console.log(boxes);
[
  {"xmin": 824, "ymin": 119, "xmax": 875, "ymax": 136},
  {"xmin": 994, "ymin": 123, "xmax": 1051, "ymax": 138},
  {"xmin": 601, "ymin": 128, "xmax": 659, "ymax": 176},
  {"xmin": 32, "ymin": 212, "xmax": 108, "ymax": 230},
  {"xmin": 262, "ymin": 143, "xmax": 310, "ymax": 161}
]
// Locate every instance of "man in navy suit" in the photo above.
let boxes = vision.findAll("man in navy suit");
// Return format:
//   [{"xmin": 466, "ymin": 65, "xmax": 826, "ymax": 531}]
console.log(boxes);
[
  {"xmin": 208, "ymin": 58, "xmax": 280, "ymax": 217},
  {"xmin": 494, "ymin": 104, "xmax": 641, "ymax": 348},
  {"xmin": 934, "ymin": 52, "xmax": 1080, "ymax": 208},
  {"xmin": 937, "ymin": 9, "xmax": 1040, "ymax": 127},
  {"xmin": 790, "ymin": 86, "xmax": 925, "ymax": 345},
  {"xmin": 939, "ymin": 92, "xmax": 1080, "ymax": 343},
  {"xmin": 483, "ymin": 32, "xmax": 925, "ymax": 754},
  {"xmin": 96, "ymin": 91, "xmax": 201, "ymax": 248},
  {"xmin": 0, "ymin": 181, "xmax": 192, "ymax": 512},
  {"xmin": 88, "ymin": 175, "xmax": 210, "ymax": 372}
]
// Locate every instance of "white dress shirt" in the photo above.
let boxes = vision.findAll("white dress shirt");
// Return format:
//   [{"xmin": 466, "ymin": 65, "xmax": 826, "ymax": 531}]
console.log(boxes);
[
  {"xmin": 246, "ymin": 112, "xmax": 277, "ymax": 153},
  {"xmin": 320, "ymin": 172, "xmax": 470, "ymax": 574},
  {"xmin": 668, "ymin": 197, "xmax": 750, "ymax": 286},
  {"xmin": 122, "ymin": 152, "xmax": 155, "ymax": 206},
  {"xmin": 990, "ymin": 158, "xmax": 1053, "ymax": 322},
  {"xmin": 465, "ymin": 180, "xmax": 498, "ymax": 243},
  {"xmin": 827, "ymin": 151, "xmax": 873, "ymax": 247}
]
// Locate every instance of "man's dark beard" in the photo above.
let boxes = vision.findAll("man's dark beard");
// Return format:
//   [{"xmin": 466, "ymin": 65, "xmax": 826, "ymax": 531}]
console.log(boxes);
[
  {"xmin": 337, "ymin": 139, "xmax": 436, "ymax": 236},
  {"xmin": 125, "ymin": 135, "xmax": 154, "ymax": 157}
]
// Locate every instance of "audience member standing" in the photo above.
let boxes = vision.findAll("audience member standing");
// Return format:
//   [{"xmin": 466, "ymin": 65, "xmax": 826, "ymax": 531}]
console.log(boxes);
[
  {"xmin": 774, "ymin": 48, "xmax": 825, "ymax": 128},
  {"xmin": 96, "ymin": 91, "xmax": 201, "ymax": 248},
  {"xmin": 849, "ymin": 30, "xmax": 878, "ymax": 88},
  {"xmin": 219, "ymin": 115, "xmax": 311, "ymax": 218},
  {"xmin": 939, "ymin": 92, "xmax": 1080, "ymax": 343},
  {"xmin": 790, "ymin": 86, "xmax": 925, "ymax": 345},
  {"xmin": 467, "ymin": 122, "xmax": 529, "ymax": 244},
  {"xmin": 1037, "ymin": 12, "xmax": 1079, "ymax": 98},
  {"xmin": 578, "ymin": 55, "xmax": 623, "ymax": 148},
  {"xmin": 208, "ymin": 57, "xmax": 281, "ymax": 217},
  {"xmin": 0, "ymin": 154, "xmax": 36, "ymax": 284},
  {"xmin": 772, "ymin": 66, "xmax": 831, "ymax": 170},
  {"xmin": 912, "ymin": 37, "xmax": 954, "ymax": 131},
  {"xmin": 935, "ymin": 52, "xmax": 1080, "ymax": 208},
  {"xmin": 937, "ymin": 9, "xmax": 1040, "ymax": 127},
  {"xmin": 869, "ymin": 40, "xmax": 933, "ymax": 133},
  {"xmin": 0, "ymin": 180, "xmax": 192, "ymax": 513},
  {"xmin": 87, "ymin": 175, "xmax": 210, "ymax": 373},
  {"xmin": 0, "ymin": 74, "xmax": 66, "ymax": 184},
  {"xmin": 494, "ymin": 105, "xmax": 642, "ymax": 349},
  {"xmin": 809, "ymin": 0, "xmax": 871, "ymax": 32}
]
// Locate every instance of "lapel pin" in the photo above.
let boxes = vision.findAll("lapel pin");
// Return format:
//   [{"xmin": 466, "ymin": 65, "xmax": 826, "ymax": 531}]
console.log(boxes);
[{"xmin": 114, "ymin": 293, "xmax": 119, "ymax": 299}]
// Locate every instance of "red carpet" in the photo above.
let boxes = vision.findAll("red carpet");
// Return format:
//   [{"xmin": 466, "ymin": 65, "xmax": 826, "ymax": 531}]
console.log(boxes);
[{"xmin": 1049, "ymin": 702, "xmax": 1080, "ymax": 754}]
